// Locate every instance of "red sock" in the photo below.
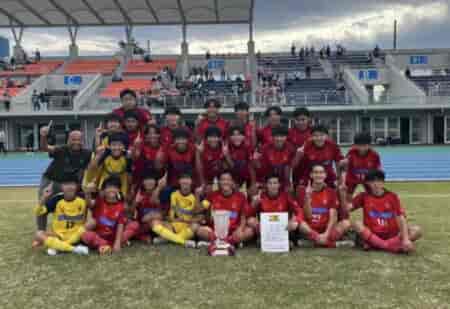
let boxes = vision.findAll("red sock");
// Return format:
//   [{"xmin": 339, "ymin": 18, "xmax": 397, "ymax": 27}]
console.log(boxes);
[
  {"xmin": 385, "ymin": 236, "xmax": 402, "ymax": 253},
  {"xmin": 328, "ymin": 227, "xmax": 343, "ymax": 242},
  {"xmin": 81, "ymin": 231, "xmax": 109, "ymax": 249},
  {"xmin": 363, "ymin": 229, "xmax": 401, "ymax": 253},
  {"xmin": 208, "ymin": 231, "xmax": 217, "ymax": 242},
  {"xmin": 307, "ymin": 230, "xmax": 320, "ymax": 242},
  {"xmin": 122, "ymin": 221, "xmax": 139, "ymax": 244}
]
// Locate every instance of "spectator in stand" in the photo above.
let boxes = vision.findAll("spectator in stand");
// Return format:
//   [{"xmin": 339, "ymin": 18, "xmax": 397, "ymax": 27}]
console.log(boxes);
[
  {"xmin": 3, "ymin": 89, "xmax": 10, "ymax": 112},
  {"xmin": 305, "ymin": 47, "xmax": 310, "ymax": 57},
  {"xmin": 0, "ymin": 128, "xmax": 7, "ymax": 155},
  {"xmin": 221, "ymin": 68, "xmax": 226, "ymax": 81},
  {"xmin": 256, "ymin": 50, "xmax": 261, "ymax": 59},
  {"xmin": 32, "ymin": 90, "xmax": 40, "ymax": 111},
  {"xmin": 326, "ymin": 45, "xmax": 331, "ymax": 57},
  {"xmin": 206, "ymin": 50, "xmax": 211, "ymax": 60},
  {"xmin": 306, "ymin": 66, "xmax": 312, "ymax": 79},
  {"xmin": 291, "ymin": 44, "xmax": 296, "ymax": 56},
  {"xmin": 405, "ymin": 67, "xmax": 411, "ymax": 78},
  {"xmin": 310, "ymin": 46, "xmax": 315, "ymax": 56},
  {"xmin": 373, "ymin": 45, "xmax": 380, "ymax": 58},
  {"xmin": 35, "ymin": 49, "xmax": 41, "ymax": 62},
  {"xmin": 113, "ymin": 88, "xmax": 154, "ymax": 129},
  {"xmin": 299, "ymin": 47, "xmax": 305, "ymax": 59},
  {"xmin": 10, "ymin": 56, "xmax": 16, "ymax": 70}
]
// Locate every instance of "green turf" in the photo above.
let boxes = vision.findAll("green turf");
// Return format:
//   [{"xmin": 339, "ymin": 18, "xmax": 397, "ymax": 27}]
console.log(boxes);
[{"xmin": 0, "ymin": 183, "xmax": 449, "ymax": 309}]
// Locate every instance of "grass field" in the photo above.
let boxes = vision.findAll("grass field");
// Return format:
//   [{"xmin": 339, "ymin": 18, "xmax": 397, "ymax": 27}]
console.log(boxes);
[{"xmin": 0, "ymin": 183, "xmax": 449, "ymax": 309}]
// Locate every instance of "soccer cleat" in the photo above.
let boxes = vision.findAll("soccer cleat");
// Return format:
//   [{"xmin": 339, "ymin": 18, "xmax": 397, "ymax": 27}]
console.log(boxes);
[
  {"xmin": 47, "ymin": 248, "xmax": 58, "ymax": 256},
  {"xmin": 335, "ymin": 240, "xmax": 355, "ymax": 248},
  {"xmin": 152, "ymin": 237, "xmax": 169, "ymax": 245},
  {"xmin": 196, "ymin": 241, "xmax": 210, "ymax": 248},
  {"xmin": 184, "ymin": 240, "xmax": 197, "ymax": 249},
  {"xmin": 296, "ymin": 239, "xmax": 314, "ymax": 248},
  {"xmin": 73, "ymin": 245, "xmax": 89, "ymax": 255}
]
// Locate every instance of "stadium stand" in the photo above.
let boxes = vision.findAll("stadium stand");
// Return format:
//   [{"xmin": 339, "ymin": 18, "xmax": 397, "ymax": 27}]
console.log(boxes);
[
  {"xmin": 100, "ymin": 79, "xmax": 153, "ymax": 98},
  {"xmin": 409, "ymin": 75, "xmax": 450, "ymax": 96},
  {"xmin": 0, "ymin": 60, "xmax": 63, "ymax": 77},
  {"xmin": 124, "ymin": 59, "xmax": 177, "ymax": 75},
  {"xmin": 64, "ymin": 59, "xmax": 120, "ymax": 75}
]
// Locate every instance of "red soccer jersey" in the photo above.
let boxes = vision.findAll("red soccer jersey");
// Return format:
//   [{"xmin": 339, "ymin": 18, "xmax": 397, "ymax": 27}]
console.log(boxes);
[
  {"xmin": 93, "ymin": 197, "xmax": 127, "ymax": 242},
  {"xmin": 297, "ymin": 186, "xmax": 339, "ymax": 233},
  {"xmin": 207, "ymin": 191, "xmax": 248, "ymax": 231},
  {"xmin": 258, "ymin": 191, "xmax": 300, "ymax": 214},
  {"xmin": 258, "ymin": 125, "xmax": 276, "ymax": 146},
  {"xmin": 196, "ymin": 117, "xmax": 229, "ymax": 140},
  {"xmin": 228, "ymin": 142, "xmax": 254, "ymax": 185},
  {"xmin": 288, "ymin": 127, "xmax": 312, "ymax": 147},
  {"xmin": 113, "ymin": 107, "xmax": 152, "ymax": 128},
  {"xmin": 353, "ymin": 191, "xmax": 404, "ymax": 239},
  {"xmin": 346, "ymin": 147, "xmax": 382, "ymax": 185},
  {"xmin": 260, "ymin": 143, "xmax": 295, "ymax": 186},
  {"xmin": 133, "ymin": 144, "xmax": 166, "ymax": 183},
  {"xmin": 164, "ymin": 143, "xmax": 196, "ymax": 187},
  {"xmin": 243, "ymin": 121, "xmax": 258, "ymax": 148},
  {"xmin": 127, "ymin": 130, "xmax": 142, "ymax": 147},
  {"xmin": 200, "ymin": 144, "xmax": 225, "ymax": 183},
  {"xmin": 136, "ymin": 193, "xmax": 165, "ymax": 221},
  {"xmin": 160, "ymin": 126, "xmax": 193, "ymax": 146},
  {"xmin": 302, "ymin": 139, "xmax": 344, "ymax": 186}
]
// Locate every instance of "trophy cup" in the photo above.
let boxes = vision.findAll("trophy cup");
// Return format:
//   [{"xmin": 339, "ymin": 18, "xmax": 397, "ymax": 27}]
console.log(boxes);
[{"xmin": 209, "ymin": 210, "xmax": 234, "ymax": 256}]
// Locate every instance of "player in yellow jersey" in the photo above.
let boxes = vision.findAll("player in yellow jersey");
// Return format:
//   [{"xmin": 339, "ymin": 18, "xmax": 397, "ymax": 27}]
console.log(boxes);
[
  {"xmin": 151, "ymin": 173, "xmax": 209, "ymax": 248},
  {"xmin": 32, "ymin": 176, "xmax": 89, "ymax": 256}
]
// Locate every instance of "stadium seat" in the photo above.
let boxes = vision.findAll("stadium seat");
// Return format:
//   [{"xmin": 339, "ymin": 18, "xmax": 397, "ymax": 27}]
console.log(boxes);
[
  {"xmin": 100, "ymin": 79, "xmax": 153, "ymax": 98},
  {"xmin": 64, "ymin": 59, "xmax": 120, "ymax": 75},
  {"xmin": 0, "ymin": 60, "xmax": 64, "ymax": 77},
  {"xmin": 124, "ymin": 59, "xmax": 177, "ymax": 75}
]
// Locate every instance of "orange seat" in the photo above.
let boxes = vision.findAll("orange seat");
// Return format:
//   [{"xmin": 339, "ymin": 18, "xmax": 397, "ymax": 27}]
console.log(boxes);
[
  {"xmin": 0, "ymin": 60, "xmax": 63, "ymax": 77},
  {"xmin": 64, "ymin": 59, "xmax": 120, "ymax": 75},
  {"xmin": 100, "ymin": 79, "xmax": 153, "ymax": 98},
  {"xmin": 124, "ymin": 59, "xmax": 177, "ymax": 74}
]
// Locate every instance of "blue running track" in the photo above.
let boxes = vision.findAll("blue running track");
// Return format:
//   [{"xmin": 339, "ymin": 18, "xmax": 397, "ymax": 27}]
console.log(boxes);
[{"xmin": 0, "ymin": 146, "xmax": 450, "ymax": 186}]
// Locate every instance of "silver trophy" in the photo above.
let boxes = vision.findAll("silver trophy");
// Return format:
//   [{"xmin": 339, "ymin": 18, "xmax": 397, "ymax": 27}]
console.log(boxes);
[{"xmin": 210, "ymin": 210, "xmax": 233, "ymax": 256}]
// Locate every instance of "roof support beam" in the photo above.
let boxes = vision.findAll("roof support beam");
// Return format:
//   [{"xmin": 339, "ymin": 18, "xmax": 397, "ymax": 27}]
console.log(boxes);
[
  {"xmin": 0, "ymin": 8, "xmax": 24, "ymax": 27},
  {"xmin": 112, "ymin": 0, "xmax": 133, "ymax": 25},
  {"xmin": 144, "ymin": 0, "xmax": 160, "ymax": 23},
  {"xmin": 68, "ymin": 24, "xmax": 79, "ymax": 44},
  {"xmin": 80, "ymin": 0, "xmax": 106, "ymax": 25},
  {"xmin": 17, "ymin": 0, "xmax": 52, "ymax": 25},
  {"xmin": 214, "ymin": 0, "xmax": 220, "ymax": 23},
  {"xmin": 47, "ymin": 0, "xmax": 80, "ymax": 25},
  {"xmin": 176, "ymin": 0, "xmax": 187, "ymax": 24},
  {"xmin": 10, "ymin": 26, "xmax": 24, "ymax": 45}
]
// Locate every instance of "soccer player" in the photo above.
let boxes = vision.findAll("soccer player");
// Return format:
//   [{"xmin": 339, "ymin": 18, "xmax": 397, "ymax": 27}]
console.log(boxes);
[
  {"xmin": 160, "ymin": 106, "xmax": 193, "ymax": 146},
  {"xmin": 293, "ymin": 124, "xmax": 344, "ymax": 188},
  {"xmin": 246, "ymin": 174, "xmax": 301, "ymax": 236},
  {"xmin": 224, "ymin": 125, "xmax": 255, "ymax": 188},
  {"xmin": 233, "ymin": 102, "xmax": 257, "ymax": 148},
  {"xmin": 32, "ymin": 176, "xmax": 89, "ymax": 256},
  {"xmin": 288, "ymin": 108, "xmax": 312, "ymax": 186},
  {"xmin": 290, "ymin": 164, "xmax": 352, "ymax": 248},
  {"xmin": 258, "ymin": 106, "xmax": 282, "ymax": 146},
  {"xmin": 150, "ymin": 173, "xmax": 208, "ymax": 248},
  {"xmin": 340, "ymin": 132, "xmax": 382, "ymax": 201},
  {"xmin": 196, "ymin": 126, "xmax": 227, "ymax": 191},
  {"xmin": 196, "ymin": 171, "xmax": 255, "ymax": 249},
  {"xmin": 123, "ymin": 110, "xmax": 143, "ymax": 146},
  {"xmin": 113, "ymin": 88, "xmax": 153, "ymax": 128},
  {"xmin": 195, "ymin": 99, "xmax": 229, "ymax": 141},
  {"xmin": 256, "ymin": 126, "xmax": 295, "ymax": 190},
  {"xmin": 94, "ymin": 113, "xmax": 129, "ymax": 150},
  {"xmin": 82, "ymin": 177, "xmax": 139, "ymax": 255},
  {"xmin": 130, "ymin": 172, "xmax": 167, "ymax": 243},
  {"xmin": 348, "ymin": 170, "xmax": 422, "ymax": 253}
]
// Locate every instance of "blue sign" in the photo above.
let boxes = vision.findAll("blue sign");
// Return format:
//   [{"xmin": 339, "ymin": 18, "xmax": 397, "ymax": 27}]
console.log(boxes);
[
  {"xmin": 64, "ymin": 75, "xmax": 82, "ymax": 85},
  {"xmin": 358, "ymin": 70, "xmax": 379, "ymax": 81},
  {"xmin": 208, "ymin": 59, "xmax": 225, "ymax": 70},
  {"xmin": 410, "ymin": 55, "xmax": 428, "ymax": 65}
]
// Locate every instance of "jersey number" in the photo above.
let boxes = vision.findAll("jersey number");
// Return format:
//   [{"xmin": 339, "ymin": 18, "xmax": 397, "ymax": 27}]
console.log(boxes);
[{"xmin": 66, "ymin": 221, "xmax": 75, "ymax": 229}]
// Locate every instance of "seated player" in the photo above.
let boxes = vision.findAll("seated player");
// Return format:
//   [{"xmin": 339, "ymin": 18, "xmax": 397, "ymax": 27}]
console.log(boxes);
[
  {"xmin": 258, "ymin": 106, "xmax": 282, "ymax": 146},
  {"xmin": 160, "ymin": 107, "xmax": 193, "ymax": 146},
  {"xmin": 82, "ymin": 177, "xmax": 139, "ymax": 255},
  {"xmin": 130, "ymin": 172, "xmax": 168, "ymax": 243},
  {"xmin": 196, "ymin": 126, "xmax": 227, "ymax": 192},
  {"xmin": 196, "ymin": 171, "xmax": 255, "ymax": 251},
  {"xmin": 32, "ymin": 175, "xmax": 89, "ymax": 256},
  {"xmin": 339, "ymin": 132, "xmax": 381, "ymax": 205},
  {"xmin": 195, "ymin": 99, "xmax": 229, "ymax": 141},
  {"xmin": 233, "ymin": 102, "xmax": 257, "ymax": 148},
  {"xmin": 86, "ymin": 133, "xmax": 131, "ymax": 197},
  {"xmin": 246, "ymin": 174, "xmax": 301, "ymax": 237},
  {"xmin": 293, "ymin": 124, "xmax": 344, "ymax": 188},
  {"xmin": 290, "ymin": 164, "xmax": 353, "ymax": 248},
  {"xmin": 348, "ymin": 170, "xmax": 422, "ymax": 253},
  {"xmin": 224, "ymin": 125, "xmax": 255, "ymax": 189},
  {"xmin": 288, "ymin": 107, "xmax": 312, "ymax": 187},
  {"xmin": 151, "ymin": 173, "xmax": 207, "ymax": 248}
]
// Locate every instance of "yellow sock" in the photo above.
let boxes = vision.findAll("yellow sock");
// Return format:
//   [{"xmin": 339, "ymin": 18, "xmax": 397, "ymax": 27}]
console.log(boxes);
[
  {"xmin": 152, "ymin": 224, "xmax": 186, "ymax": 245},
  {"xmin": 178, "ymin": 227, "xmax": 194, "ymax": 241},
  {"xmin": 44, "ymin": 237, "xmax": 74, "ymax": 252}
]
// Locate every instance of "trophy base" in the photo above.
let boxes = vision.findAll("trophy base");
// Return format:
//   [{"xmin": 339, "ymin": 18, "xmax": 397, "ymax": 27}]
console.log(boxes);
[{"xmin": 208, "ymin": 242, "xmax": 235, "ymax": 256}]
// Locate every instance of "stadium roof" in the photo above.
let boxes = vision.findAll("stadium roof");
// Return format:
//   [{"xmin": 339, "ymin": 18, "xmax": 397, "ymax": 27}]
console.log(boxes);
[{"xmin": 0, "ymin": 0, "xmax": 254, "ymax": 28}]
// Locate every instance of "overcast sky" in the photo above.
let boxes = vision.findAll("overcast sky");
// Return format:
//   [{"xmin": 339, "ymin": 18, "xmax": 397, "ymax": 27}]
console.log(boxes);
[{"xmin": 0, "ymin": 0, "xmax": 449, "ymax": 56}]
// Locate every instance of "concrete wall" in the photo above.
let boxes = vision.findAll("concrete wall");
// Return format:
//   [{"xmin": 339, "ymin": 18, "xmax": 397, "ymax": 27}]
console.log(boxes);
[{"xmin": 390, "ymin": 52, "xmax": 450, "ymax": 70}]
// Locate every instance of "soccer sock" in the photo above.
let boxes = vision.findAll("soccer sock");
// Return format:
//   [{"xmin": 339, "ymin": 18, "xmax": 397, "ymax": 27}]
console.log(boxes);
[
  {"xmin": 81, "ymin": 231, "xmax": 109, "ymax": 249},
  {"xmin": 44, "ymin": 237, "xmax": 74, "ymax": 252},
  {"xmin": 178, "ymin": 227, "xmax": 194, "ymax": 241},
  {"xmin": 385, "ymin": 236, "xmax": 402, "ymax": 253},
  {"xmin": 122, "ymin": 222, "xmax": 139, "ymax": 244},
  {"xmin": 361, "ymin": 228, "xmax": 400, "ymax": 253},
  {"xmin": 152, "ymin": 224, "xmax": 186, "ymax": 245}
]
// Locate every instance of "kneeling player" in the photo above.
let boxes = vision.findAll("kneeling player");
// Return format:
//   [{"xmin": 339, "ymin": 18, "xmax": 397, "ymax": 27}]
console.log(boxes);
[
  {"xmin": 247, "ymin": 174, "xmax": 300, "ymax": 237},
  {"xmin": 130, "ymin": 172, "xmax": 167, "ymax": 243},
  {"xmin": 33, "ymin": 175, "xmax": 89, "ymax": 256},
  {"xmin": 82, "ymin": 177, "xmax": 139, "ymax": 255},
  {"xmin": 290, "ymin": 164, "xmax": 352, "ymax": 248},
  {"xmin": 348, "ymin": 170, "xmax": 422, "ymax": 253},
  {"xmin": 151, "ymin": 173, "xmax": 207, "ymax": 248},
  {"xmin": 196, "ymin": 171, "xmax": 254, "ymax": 251}
]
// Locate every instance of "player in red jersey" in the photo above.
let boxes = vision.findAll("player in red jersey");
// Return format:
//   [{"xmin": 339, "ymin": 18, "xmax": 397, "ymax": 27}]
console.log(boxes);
[
  {"xmin": 113, "ymin": 88, "xmax": 153, "ymax": 128},
  {"xmin": 347, "ymin": 170, "xmax": 422, "ymax": 253},
  {"xmin": 289, "ymin": 165, "xmax": 352, "ymax": 248},
  {"xmin": 196, "ymin": 171, "xmax": 254, "ymax": 248},
  {"xmin": 196, "ymin": 127, "xmax": 227, "ymax": 191},
  {"xmin": 82, "ymin": 177, "xmax": 139, "ymax": 255},
  {"xmin": 160, "ymin": 107, "xmax": 193, "ymax": 146},
  {"xmin": 224, "ymin": 125, "xmax": 255, "ymax": 188},
  {"xmin": 258, "ymin": 106, "xmax": 282, "ymax": 146},
  {"xmin": 256, "ymin": 126, "xmax": 295, "ymax": 190},
  {"xmin": 233, "ymin": 102, "xmax": 257, "ymax": 148},
  {"xmin": 195, "ymin": 99, "xmax": 229, "ymax": 141},
  {"xmin": 288, "ymin": 108, "xmax": 312, "ymax": 186},
  {"xmin": 246, "ymin": 174, "xmax": 301, "ymax": 236},
  {"xmin": 293, "ymin": 124, "xmax": 344, "ymax": 188},
  {"xmin": 130, "ymin": 172, "xmax": 167, "ymax": 243},
  {"xmin": 123, "ymin": 110, "xmax": 143, "ymax": 147}
]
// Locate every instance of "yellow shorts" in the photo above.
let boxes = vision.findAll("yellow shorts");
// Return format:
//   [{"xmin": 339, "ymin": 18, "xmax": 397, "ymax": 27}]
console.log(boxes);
[{"xmin": 170, "ymin": 222, "xmax": 191, "ymax": 234}]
